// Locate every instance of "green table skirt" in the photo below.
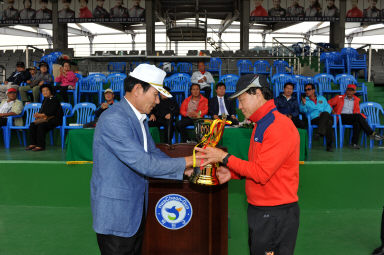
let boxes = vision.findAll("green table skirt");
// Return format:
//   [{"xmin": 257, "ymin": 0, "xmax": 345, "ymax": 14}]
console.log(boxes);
[
  {"xmin": 65, "ymin": 127, "xmax": 307, "ymax": 162},
  {"xmin": 65, "ymin": 127, "xmax": 160, "ymax": 162}
]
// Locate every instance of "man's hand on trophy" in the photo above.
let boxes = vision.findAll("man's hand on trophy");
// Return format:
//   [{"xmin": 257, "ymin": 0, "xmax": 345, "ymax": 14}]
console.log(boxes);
[
  {"xmin": 195, "ymin": 147, "xmax": 228, "ymax": 167},
  {"xmin": 184, "ymin": 168, "xmax": 194, "ymax": 177},
  {"xmin": 216, "ymin": 166, "xmax": 232, "ymax": 184}
]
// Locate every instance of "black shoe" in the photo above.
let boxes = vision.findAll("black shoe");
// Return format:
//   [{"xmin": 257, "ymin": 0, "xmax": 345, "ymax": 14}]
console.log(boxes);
[
  {"xmin": 350, "ymin": 144, "xmax": 360, "ymax": 149},
  {"xmin": 372, "ymin": 246, "xmax": 384, "ymax": 255},
  {"xmin": 326, "ymin": 146, "xmax": 333, "ymax": 152}
]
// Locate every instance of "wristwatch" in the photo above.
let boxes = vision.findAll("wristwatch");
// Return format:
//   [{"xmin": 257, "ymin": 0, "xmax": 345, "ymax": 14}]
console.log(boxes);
[{"xmin": 222, "ymin": 153, "xmax": 231, "ymax": 166}]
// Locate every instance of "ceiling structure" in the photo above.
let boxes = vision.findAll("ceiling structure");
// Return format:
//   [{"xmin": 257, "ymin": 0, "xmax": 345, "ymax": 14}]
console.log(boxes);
[{"xmin": 0, "ymin": 0, "xmax": 383, "ymax": 53}]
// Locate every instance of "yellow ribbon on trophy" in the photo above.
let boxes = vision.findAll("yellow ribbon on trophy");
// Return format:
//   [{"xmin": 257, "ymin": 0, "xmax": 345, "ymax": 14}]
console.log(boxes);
[{"xmin": 192, "ymin": 118, "xmax": 231, "ymax": 168}]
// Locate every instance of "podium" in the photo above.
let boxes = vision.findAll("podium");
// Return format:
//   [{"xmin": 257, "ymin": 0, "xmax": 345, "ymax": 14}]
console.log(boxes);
[{"xmin": 142, "ymin": 144, "xmax": 228, "ymax": 255}]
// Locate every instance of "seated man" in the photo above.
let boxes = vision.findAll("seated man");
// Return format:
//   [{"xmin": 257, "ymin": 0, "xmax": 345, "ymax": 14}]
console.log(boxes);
[
  {"xmin": 84, "ymin": 88, "xmax": 115, "ymax": 128},
  {"xmin": 148, "ymin": 86, "xmax": 179, "ymax": 144},
  {"xmin": 176, "ymin": 83, "xmax": 208, "ymax": 143},
  {"xmin": 274, "ymin": 82, "xmax": 306, "ymax": 129},
  {"xmin": 300, "ymin": 83, "xmax": 334, "ymax": 151},
  {"xmin": 208, "ymin": 82, "xmax": 239, "ymax": 125},
  {"xmin": 0, "ymin": 62, "xmax": 31, "ymax": 101},
  {"xmin": 19, "ymin": 62, "xmax": 53, "ymax": 103},
  {"xmin": 0, "ymin": 88, "xmax": 23, "ymax": 127},
  {"xmin": 191, "ymin": 61, "xmax": 215, "ymax": 99},
  {"xmin": 328, "ymin": 84, "xmax": 383, "ymax": 149}
]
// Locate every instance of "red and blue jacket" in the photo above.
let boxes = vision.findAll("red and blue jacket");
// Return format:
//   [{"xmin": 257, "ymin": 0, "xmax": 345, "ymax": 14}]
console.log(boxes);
[{"xmin": 227, "ymin": 100, "xmax": 300, "ymax": 206}]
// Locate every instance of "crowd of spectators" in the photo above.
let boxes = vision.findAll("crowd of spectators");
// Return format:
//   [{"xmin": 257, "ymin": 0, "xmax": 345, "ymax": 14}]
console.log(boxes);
[{"xmin": 1, "ymin": 60, "xmax": 383, "ymax": 151}]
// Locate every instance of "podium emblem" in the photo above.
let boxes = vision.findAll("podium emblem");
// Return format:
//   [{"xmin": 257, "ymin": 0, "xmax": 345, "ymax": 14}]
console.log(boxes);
[{"xmin": 155, "ymin": 194, "xmax": 193, "ymax": 230}]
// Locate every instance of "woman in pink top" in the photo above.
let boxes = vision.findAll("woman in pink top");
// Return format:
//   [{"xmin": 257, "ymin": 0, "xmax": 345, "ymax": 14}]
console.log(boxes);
[{"xmin": 55, "ymin": 61, "xmax": 78, "ymax": 102}]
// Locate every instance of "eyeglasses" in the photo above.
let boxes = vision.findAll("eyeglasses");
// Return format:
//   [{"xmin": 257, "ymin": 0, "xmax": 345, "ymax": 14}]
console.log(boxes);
[{"xmin": 305, "ymin": 88, "xmax": 313, "ymax": 91}]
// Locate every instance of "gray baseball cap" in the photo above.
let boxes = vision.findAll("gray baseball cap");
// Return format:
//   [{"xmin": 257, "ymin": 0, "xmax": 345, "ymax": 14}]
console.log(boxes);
[{"xmin": 229, "ymin": 74, "xmax": 269, "ymax": 99}]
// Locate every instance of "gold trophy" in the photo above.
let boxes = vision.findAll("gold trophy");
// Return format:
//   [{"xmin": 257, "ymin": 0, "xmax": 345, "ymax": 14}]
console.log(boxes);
[{"xmin": 189, "ymin": 117, "xmax": 231, "ymax": 186}]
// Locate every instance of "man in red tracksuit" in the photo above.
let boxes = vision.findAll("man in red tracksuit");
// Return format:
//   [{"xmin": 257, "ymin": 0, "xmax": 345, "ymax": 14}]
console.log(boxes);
[
  {"xmin": 196, "ymin": 74, "xmax": 300, "ymax": 255},
  {"xmin": 328, "ymin": 84, "xmax": 383, "ymax": 149}
]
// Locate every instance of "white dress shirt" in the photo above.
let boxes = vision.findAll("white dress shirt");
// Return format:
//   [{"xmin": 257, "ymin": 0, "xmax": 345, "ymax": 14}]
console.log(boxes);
[
  {"xmin": 125, "ymin": 97, "xmax": 148, "ymax": 152},
  {"xmin": 217, "ymin": 96, "xmax": 229, "ymax": 116}
]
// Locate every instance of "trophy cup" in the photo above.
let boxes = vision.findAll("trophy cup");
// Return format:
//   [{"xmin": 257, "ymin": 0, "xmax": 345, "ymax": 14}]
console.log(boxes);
[{"xmin": 189, "ymin": 117, "xmax": 231, "ymax": 186}]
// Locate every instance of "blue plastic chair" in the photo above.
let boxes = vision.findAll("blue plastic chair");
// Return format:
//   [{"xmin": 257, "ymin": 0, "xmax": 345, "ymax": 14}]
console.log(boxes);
[
  {"xmin": 314, "ymin": 73, "xmax": 340, "ymax": 97},
  {"xmin": 61, "ymin": 102, "xmax": 96, "ymax": 149},
  {"xmin": 107, "ymin": 62, "xmax": 127, "ymax": 73},
  {"xmin": 271, "ymin": 74, "xmax": 294, "ymax": 98},
  {"xmin": 254, "ymin": 60, "xmax": 272, "ymax": 77},
  {"xmin": 3, "ymin": 103, "xmax": 41, "ymax": 149},
  {"xmin": 78, "ymin": 74, "xmax": 106, "ymax": 104},
  {"xmin": 129, "ymin": 61, "xmax": 150, "ymax": 72},
  {"xmin": 347, "ymin": 54, "xmax": 367, "ymax": 81},
  {"xmin": 237, "ymin": 60, "xmax": 253, "ymax": 76},
  {"xmin": 106, "ymin": 73, "xmax": 127, "ymax": 99},
  {"xmin": 335, "ymin": 73, "xmax": 368, "ymax": 102},
  {"xmin": 322, "ymin": 52, "xmax": 346, "ymax": 75},
  {"xmin": 167, "ymin": 73, "xmax": 191, "ymax": 106},
  {"xmin": 207, "ymin": 58, "xmax": 222, "ymax": 79},
  {"xmin": 218, "ymin": 74, "xmax": 239, "ymax": 97},
  {"xmin": 360, "ymin": 102, "xmax": 384, "ymax": 148},
  {"xmin": 306, "ymin": 113, "xmax": 338, "ymax": 149},
  {"xmin": 273, "ymin": 60, "xmax": 293, "ymax": 75},
  {"xmin": 176, "ymin": 62, "xmax": 193, "ymax": 75},
  {"xmin": 49, "ymin": 102, "xmax": 73, "ymax": 146}
]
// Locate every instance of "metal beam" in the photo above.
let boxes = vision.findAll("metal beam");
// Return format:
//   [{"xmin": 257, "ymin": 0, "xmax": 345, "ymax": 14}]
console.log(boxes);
[
  {"xmin": 39, "ymin": 24, "xmax": 93, "ymax": 37},
  {"xmin": 0, "ymin": 26, "xmax": 52, "ymax": 39},
  {"xmin": 307, "ymin": 22, "xmax": 362, "ymax": 36},
  {"xmin": 346, "ymin": 25, "xmax": 384, "ymax": 38}
]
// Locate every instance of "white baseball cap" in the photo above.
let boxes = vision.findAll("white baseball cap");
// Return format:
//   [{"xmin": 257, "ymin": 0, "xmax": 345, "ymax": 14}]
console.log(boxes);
[{"xmin": 129, "ymin": 63, "xmax": 172, "ymax": 98}]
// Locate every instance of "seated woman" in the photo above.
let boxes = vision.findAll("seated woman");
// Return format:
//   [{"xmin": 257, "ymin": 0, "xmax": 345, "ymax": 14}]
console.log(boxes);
[
  {"xmin": 55, "ymin": 61, "xmax": 78, "ymax": 102},
  {"xmin": 26, "ymin": 84, "xmax": 63, "ymax": 151}
]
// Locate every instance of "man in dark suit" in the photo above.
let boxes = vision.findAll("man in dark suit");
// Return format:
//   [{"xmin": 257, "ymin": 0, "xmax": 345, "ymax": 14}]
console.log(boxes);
[{"xmin": 208, "ymin": 82, "xmax": 239, "ymax": 125}]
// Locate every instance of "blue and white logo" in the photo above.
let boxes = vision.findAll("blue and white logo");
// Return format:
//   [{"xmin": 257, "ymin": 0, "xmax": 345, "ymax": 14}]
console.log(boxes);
[{"xmin": 155, "ymin": 194, "xmax": 193, "ymax": 230}]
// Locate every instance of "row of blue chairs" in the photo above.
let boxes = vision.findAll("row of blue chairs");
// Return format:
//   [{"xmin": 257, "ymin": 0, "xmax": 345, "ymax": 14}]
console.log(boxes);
[
  {"xmin": 237, "ymin": 59, "xmax": 293, "ymax": 77},
  {"xmin": 321, "ymin": 48, "xmax": 367, "ymax": 81},
  {"xmin": 2, "ymin": 102, "xmax": 96, "ymax": 149}
]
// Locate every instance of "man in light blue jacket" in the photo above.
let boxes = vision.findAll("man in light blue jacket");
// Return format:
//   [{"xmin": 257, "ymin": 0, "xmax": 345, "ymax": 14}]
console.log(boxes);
[
  {"xmin": 91, "ymin": 64, "xmax": 195, "ymax": 255},
  {"xmin": 300, "ymin": 83, "xmax": 334, "ymax": 151}
]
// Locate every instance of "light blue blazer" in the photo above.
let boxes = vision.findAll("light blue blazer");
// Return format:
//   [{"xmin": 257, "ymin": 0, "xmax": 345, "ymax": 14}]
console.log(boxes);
[{"xmin": 91, "ymin": 99, "xmax": 186, "ymax": 237}]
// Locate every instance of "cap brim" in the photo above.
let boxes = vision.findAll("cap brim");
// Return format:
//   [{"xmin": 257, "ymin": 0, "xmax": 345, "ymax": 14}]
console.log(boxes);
[
  {"xmin": 229, "ymin": 87, "xmax": 249, "ymax": 99},
  {"xmin": 151, "ymin": 84, "xmax": 172, "ymax": 98}
]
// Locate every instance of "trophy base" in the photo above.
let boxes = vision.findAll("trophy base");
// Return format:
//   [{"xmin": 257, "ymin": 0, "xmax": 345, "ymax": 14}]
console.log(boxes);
[{"xmin": 189, "ymin": 166, "xmax": 220, "ymax": 186}]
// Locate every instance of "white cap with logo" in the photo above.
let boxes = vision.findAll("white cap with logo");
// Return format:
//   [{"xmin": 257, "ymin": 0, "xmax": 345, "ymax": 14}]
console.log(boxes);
[{"xmin": 129, "ymin": 63, "xmax": 172, "ymax": 98}]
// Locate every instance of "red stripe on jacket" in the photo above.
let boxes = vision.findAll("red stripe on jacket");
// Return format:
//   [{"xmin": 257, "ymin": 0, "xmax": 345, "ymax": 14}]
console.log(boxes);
[{"xmin": 227, "ymin": 100, "xmax": 300, "ymax": 206}]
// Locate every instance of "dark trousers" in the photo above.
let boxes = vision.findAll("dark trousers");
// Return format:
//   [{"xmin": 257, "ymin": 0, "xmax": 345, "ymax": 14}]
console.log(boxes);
[
  {"xmin": 96, "ymin": 211, "xmax": 146, "ymax": 255},
  {"xmin": 56, "ymin": 85, "xmax": 69, "ymax": 102},
  {"xmin": 340, "ymin": 113, "xmax": 373, "ymax": 144},
  {"xmin": 248, "ymin": 202, "xmax": 299, "ymax": 255},
  {"xmin": 201, "ymin": 86, "xmax": 211, "ymax": 99},
  {"xmin": 291, "ymin": 116, "xmax": 307, "ymax": 129},
  {"xmin": 176, "ymin": 116, "xmax": 195, "ymax": 143},
  {"xmin": 29, "ymin": 121, "xmax": 57, "ymax": 148},
  {"xmin": 148, "ymin": 118, "xmax": 174, "ymax": 144},
  {"xmin": 0, "ymin": 117, "xmax": 7, "ymax": 127},
  {"xmin": 311, "ymin": 112, "xmax": 333, "ymax": 148}
]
